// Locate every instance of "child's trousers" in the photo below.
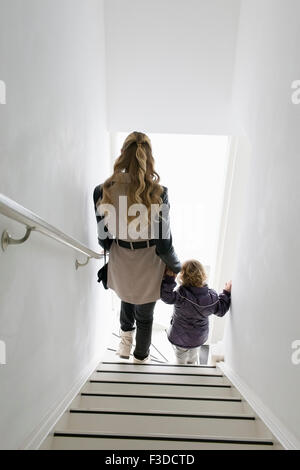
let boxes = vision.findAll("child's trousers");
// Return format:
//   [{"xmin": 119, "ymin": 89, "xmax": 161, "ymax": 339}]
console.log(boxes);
[{"xmin": 172, "ymin": 345, "xmax": 200, "ymax": 365}]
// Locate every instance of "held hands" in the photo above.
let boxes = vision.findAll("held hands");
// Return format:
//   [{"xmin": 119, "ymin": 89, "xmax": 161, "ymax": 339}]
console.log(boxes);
[
  {"xmin": 224, "ymin": 280, "xmax": 232, "ymax": 293},
  {"xmin": 165, "ymin": 267, "xmax": 177, "ymax": 277}
]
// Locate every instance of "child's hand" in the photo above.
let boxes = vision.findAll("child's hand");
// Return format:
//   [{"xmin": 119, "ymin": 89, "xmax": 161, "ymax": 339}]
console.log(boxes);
[
  {"xmin": 224, "ymin": 280, "xmax": 232, "ymax": 293},
  {"xmin": 165, "ymin": 267, "xmax": 177, "ymax": 277}
]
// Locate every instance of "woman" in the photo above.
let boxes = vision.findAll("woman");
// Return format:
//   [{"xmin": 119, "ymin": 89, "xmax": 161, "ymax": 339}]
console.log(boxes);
[{"xmin": 93, "ymin": 131, "xmax": 181, "ymax": 363}]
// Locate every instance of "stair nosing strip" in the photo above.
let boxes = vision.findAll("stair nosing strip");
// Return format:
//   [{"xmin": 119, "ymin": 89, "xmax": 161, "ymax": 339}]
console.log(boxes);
[
  {"xmin": 69, "ymin": 409, "xmax": 255, "ymax": 420},
  {"xmin": 96, "ymin": 370, "xmax": 224, "ymax": 378},
  {"xmin": 81, "ymin": 392, "xmax": 242, "ymax": 402},
  {"xmin": 101, "ymin": 361, "xmax": 217, "ymax": 369},
  {"xmin": 89, "ymin": 380, "xmax": 232, "ymax": 388},
  {"xmin": 53, "ymin": 432, "xmax": 274, "ymax": 446}
]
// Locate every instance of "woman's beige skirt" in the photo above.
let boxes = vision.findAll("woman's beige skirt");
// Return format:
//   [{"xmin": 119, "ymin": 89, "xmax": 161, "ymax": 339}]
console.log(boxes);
[{"xmin": 107, "ymin": 241, "xmax": 166, "ymax": 305}]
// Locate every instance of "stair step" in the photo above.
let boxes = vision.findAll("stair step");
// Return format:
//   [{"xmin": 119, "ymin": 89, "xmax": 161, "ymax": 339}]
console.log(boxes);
[
  {"xmin": 82, "ymin": 381, "xmax": 240, "ymax": 398},
  {"xmin": 50, "ymin": 435, "xmax": 274, "ymax": 450},
  {"xmin": 72, "ymin": 407, "xmax": 254, "ymax": 420},
  {"xmin": 90, "ymin": 371, "xmax": 229, "ymax": 386},
  {"xmin": 79, "ymin": 394, "xmax": 249, "ymax": 415},
  {"xmin": 55, "ymin": 411, "xmax": 272, "ymax": 440},
  {"xmin": 98, "ymin": 362, "xmax": 222, "ymax": 376},
  {"xmin": 101, "ymin": 361, "xmax": 216, "ymax": 369}
]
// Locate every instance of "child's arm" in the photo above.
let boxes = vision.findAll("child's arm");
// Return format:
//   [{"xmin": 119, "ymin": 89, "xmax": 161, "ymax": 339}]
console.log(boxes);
[
  {"xmin": 160, "ymin": 274, "xmax": 179, "ymax": 305},
  {"xmin": 212, "ymin": 281, "xmax": 232, "ymax": 318}
]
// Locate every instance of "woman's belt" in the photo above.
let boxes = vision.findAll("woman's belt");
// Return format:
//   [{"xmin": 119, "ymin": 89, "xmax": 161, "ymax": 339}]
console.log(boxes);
[{"xmin": 114, "ymin": 239, "xmax": 156, "ymax": 250}]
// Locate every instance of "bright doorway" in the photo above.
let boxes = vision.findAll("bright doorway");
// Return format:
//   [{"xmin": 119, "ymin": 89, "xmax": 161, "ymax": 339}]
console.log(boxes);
[{"xmin": 107, "ymin": 132, "xmax": 232, "ymax": 363}]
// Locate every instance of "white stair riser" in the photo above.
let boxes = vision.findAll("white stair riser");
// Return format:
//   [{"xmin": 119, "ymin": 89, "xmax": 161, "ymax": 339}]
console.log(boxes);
[
  {"xmin": 51, "ymin": 436, "xmax": 274, "ymax": 451},
  {"xmin": 57, "ymin": 413, "xmax": 272, "ymax": 439},
  {"xmin": 79, "ymin": 395, "xmax": 248, "ymax": 415},
  {"xmin": 82, "ymin": 382, "xmax": 240, "ymax": 399},
  {"xmin": 91, "ymin": 372, "xmax": 230, "ymax": 386}
]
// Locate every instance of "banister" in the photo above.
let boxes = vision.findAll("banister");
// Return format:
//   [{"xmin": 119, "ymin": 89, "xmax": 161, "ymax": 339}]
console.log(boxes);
[{"xmin": 0, "ymin": 193, "xmax": 104, "ymax": 269}]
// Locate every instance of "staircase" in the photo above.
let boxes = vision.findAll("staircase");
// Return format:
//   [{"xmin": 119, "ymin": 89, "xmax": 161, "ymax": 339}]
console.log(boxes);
[{"xmin": 40, "ymin": 360, "xmax": 282, "ymax": 450}]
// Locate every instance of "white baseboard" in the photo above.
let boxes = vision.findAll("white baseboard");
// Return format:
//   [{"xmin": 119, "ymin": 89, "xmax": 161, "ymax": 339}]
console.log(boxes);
[
  {"xmin": 219, "ymin": 362, "xmax": 300, "ymax": 450},
  {"xmin": 20, "ymin": 354, "xmax": 103, "ymax": 450}
]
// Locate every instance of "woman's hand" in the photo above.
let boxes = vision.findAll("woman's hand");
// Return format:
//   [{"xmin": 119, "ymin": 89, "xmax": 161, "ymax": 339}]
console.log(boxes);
[
  {"xmin": 224, "ymin": 280, "xmax": 232, "ymax": 293},
  {"xmin": 165, "ymin": 267, "xmax": 177, "ymax": 277}
]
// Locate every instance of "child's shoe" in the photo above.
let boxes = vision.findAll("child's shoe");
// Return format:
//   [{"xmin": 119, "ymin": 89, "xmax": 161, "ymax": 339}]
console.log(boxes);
[{"xmin": 117, "ymin": 330, "xmax": 134, "ymax": 359}]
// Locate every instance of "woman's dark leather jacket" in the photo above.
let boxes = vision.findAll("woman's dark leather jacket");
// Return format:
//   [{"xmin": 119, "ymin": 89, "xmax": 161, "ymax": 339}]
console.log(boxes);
[{"xmin": 93, "ymin": 185, "xmax": 181, "ymax": 274}]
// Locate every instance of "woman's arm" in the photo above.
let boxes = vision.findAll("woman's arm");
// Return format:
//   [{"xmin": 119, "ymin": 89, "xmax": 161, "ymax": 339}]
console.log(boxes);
[
  {"xmin": 93, "ymin": 185, "xmax": 113, "ymax": 251},
  {"xmin": 155, "ymin": 187, "xmax": 182, "ymax": 273}
]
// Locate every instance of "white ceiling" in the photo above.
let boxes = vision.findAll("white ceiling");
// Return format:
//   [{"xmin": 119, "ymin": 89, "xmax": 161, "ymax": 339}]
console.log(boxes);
[{"xmin": 104, "ymin": 0, "xmax": 241, "ymax": 135}]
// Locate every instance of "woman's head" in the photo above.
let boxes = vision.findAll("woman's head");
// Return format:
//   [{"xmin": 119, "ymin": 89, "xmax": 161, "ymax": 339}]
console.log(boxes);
[
  {"xmin": 178, "ymin": 260, "xmax": 207, "ymax": 287},
  {"xmin": 101, "ymin": 132, "xmax": 163, "ymax": 218}
]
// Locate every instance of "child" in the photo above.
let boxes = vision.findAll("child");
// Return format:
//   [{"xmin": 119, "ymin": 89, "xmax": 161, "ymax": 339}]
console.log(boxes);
[{"xmin": 160, "ymin": 260, "xmax": 232, "ymax": 365}]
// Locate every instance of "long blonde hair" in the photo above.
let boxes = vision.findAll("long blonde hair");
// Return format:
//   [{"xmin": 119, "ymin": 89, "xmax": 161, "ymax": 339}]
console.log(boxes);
[{"xmin": 101, "ymin": 132, "xmax": 164, "ymax": 221}]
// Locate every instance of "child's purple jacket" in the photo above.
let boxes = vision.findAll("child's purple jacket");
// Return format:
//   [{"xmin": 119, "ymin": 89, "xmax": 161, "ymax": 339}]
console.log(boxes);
[{"xmin": 160, "ymin": 275, "xmax": 231, "ymax": 348}]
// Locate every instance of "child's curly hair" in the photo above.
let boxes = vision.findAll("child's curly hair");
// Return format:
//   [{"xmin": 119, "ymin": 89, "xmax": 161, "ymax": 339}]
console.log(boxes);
[{"xmin": 178, "ymin": 259, "xmax": 207, "ymax": 287}]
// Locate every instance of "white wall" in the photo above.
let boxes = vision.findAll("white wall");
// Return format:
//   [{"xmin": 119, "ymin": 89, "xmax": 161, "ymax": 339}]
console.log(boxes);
[
  {"xmin": 104, "ymin": 0, "xmax": 241, "ymax": 135},
  {"xmin": 224, "ymin": 0, "xmax": 300, "ymax": 447},
  {"xmin": 209, "ymin": 136, "xmax": 251, "ymax": 344},
  {"xmin": 0, "ymin": 0, "xmax": 112, "ymax": 449}
]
